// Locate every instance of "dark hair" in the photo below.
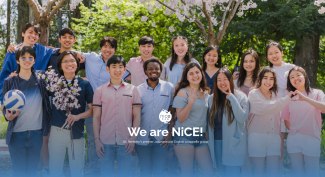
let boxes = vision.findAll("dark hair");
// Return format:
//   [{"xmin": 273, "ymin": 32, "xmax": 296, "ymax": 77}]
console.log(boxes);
[
  {"xmin": 173, "ymin": 62, "xmax": 210, "ymax": 99},
  {"xmin": 256, "ymin": 66, "xmax": 278, "ymax": 95},
  {"xmin": 209, "ymin": 68, "xmax": 235, "ymax": 127},
  {"xmin": 287, "ymin": 66, "xmax": 311, "ymax": 95},
  {"xmin": 202, "ymin": 45, "xmax": 222, "ymax": 71},
  {"xmin": 170, "ymin": 36, "xmax": 192, "ymax": 71},
  {"xmin": 59, "ymin": 28, "xmax": 75, "ymax": 38},
  {"xmin": 100, "ymin": 36, "xmax": 117, "ymax": 50},
  {"xmin": 265, "ymin": 40, "xmax": 283, "ymax": 67},
  {"xmin": 106, "ymin": 55, "xmax": 126, "ymax": 68},
  {"xmin": 15, "ymin": 46, "xmax": 36, "ymax": 73},
  {"xmin": 143, "ymin": 57, "xmax": 163, "ymax": 72},
  {"xmin": 57, "ymin": 51, "xmax": 80, "ymax": 76},
  {"xmin": 22, "ymin": 23, "xmax": 41, "ymax": 42},
  {"xmin": 138, "ymin": 36, "xmax": 155, "ymax": 47},
  {"xmin": 237, "ymin": 49, "xmax": 260, "ymax": 88}
]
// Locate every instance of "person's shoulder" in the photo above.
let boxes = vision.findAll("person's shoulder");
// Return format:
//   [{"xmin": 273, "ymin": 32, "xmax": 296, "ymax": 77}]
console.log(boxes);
[
  {"xmin": 190, "ymin": 58, "xmax": 198, "ymax": 62},
  {"xmin": 176, "ymin": 88, "xmax": 188, "ymax": 98},
  {"xmin": 164, "ymin": 57, "xmax": 172, "ymax": 64},
  {"xmin": 160, "ymin": 79, "xmax": 173, "ymax": 88},
  {"xmin": 310, "ymin": 88, "xmax": 325, "ymax": 96},
  {"xmin": 137, "ymin": 82, "xmax": 146, "ymax": 90},
  {"xmin": 4, "ymin": 75, "xmax": 15, "ymax": 82},
  {"xmin": 248, "ymin": 88, "xmax": 259, "ymax": 97},
  {"xmin": 234, "ymin": 90, "xmax": 248, "ymax": 100}
]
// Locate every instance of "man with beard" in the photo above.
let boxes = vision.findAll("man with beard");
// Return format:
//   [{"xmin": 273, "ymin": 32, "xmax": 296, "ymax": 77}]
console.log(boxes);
[{"xmin": 135, "ymin": 57, "xmax": 176, "ymax": 177}]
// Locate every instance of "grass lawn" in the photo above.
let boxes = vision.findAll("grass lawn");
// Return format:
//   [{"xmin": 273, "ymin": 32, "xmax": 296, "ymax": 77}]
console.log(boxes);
[{"xmin": 0, "ymin": 111, "xmax": 6, "ymax": 139}]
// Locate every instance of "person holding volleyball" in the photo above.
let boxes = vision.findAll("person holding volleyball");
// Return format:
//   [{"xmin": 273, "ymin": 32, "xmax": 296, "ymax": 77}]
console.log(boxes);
[{"xmin": 2, "ymin": 46, "xmax": 52, "ymax": 177}]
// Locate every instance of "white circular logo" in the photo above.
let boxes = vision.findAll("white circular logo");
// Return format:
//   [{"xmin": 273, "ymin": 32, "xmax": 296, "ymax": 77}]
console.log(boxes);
[{"xmin": 159, "ymin": 109, "xmax": 172, "ymax": 124}]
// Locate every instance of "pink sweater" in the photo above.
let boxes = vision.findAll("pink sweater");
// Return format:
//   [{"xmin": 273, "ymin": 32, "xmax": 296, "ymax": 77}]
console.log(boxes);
[
  {"xmin": 281, "ymin": 89, "xmax": 325, "ymax": 140},
  {"xmin": 247, "ymin": 89, "xmax": 291, "ymax": 135}
]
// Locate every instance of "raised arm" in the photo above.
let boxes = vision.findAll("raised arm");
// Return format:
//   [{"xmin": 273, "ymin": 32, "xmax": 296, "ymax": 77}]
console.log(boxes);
[{"xmin": 228, "ymin": 93, "xmax": 249, "ymax": 124}]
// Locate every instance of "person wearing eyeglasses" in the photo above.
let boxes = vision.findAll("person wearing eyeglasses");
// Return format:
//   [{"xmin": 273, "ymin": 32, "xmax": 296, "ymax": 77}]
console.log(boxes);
[{"xmin": 2, "ymin": 46, "xmax": 52, "ymax": 177}]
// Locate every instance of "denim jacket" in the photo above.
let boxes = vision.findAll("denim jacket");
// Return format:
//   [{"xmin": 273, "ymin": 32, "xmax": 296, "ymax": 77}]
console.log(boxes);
[
  {"xmin": 3, "ymin": 70, "xmax": 52, "ymax": 145},
  {"xmin": 207, "ymin": 90, "xmax": 249, "ymax": 167}
]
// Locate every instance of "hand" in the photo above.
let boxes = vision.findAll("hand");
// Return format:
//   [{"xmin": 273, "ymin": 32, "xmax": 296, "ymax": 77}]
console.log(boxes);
[
  {"xmin": 66, "ymin": 114, "xmax": 80, "ymax": 126},
  {"xmin": 7, "ymin": 44, "xmax": 16, "ymax": 53},
  {"xmin": 81, "ymin": 77, "xmax": 89, "ymax": 81},
  {"xmin": 188, "ymin": 88, "xmax": 197, "ymax": 104},
  {"xmin": 292, "ymin": 90, "xmax": 307, "ymax": 101},
  {"xmin": 8, "ymin": 71, "xmax": 18, "ymax": 78},
  {"xmin": 75, "ymin": 52, "xmax": 85, "ymax": 63},
  {"xmin": 5, "ymin": 109, "xmax": 19, "ymax": 121},
  {"xmin": 160, "ymin": 133, "xmax": 172, "ymax": 148},
  {"xmin": 95, "ymin": 139, "xmax": 105, "ymax": 158},
  {"xmin": 233, "ymin": 71, "xmax": 239, "ymax": 80},
  {"xmin": 46, "ymin": 46, "xmax": 57, "ymax": 49},
  {"xmin": 126, "ymin": 137, "xmax": 135, "ymax": 154},
  {"xmin": 220, "ymin": 82, "xmax": 232, "ymax": 97}
]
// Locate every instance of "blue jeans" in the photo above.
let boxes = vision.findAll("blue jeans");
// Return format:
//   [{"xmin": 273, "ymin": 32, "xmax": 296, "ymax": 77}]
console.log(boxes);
[
  {"xmin": 101, "ymin": 144, "xmax": 132, "ymax": 177},
  {"xmin": 85, "ymin": 109, "xmax": 100, "ymax": 176},
  {"xmin": 136, "ymin": 136, "xmax": 168, "ymax": 177},
  {"xmin": 214, "ymin": 140, "xmax": 241, "ymax": 177},
  {"xmin": 8, "ymin": 129, "xmax": 43, "ymax": 177}
]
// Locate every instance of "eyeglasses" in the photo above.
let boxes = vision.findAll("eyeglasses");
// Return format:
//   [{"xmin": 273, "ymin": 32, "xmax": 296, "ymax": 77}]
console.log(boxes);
[
  {"xmin": 21, "ymin": 57, "xmax": 34, "ymax": 61},
  {"xmin": 62, "ymin": 60, "xmax": 76, "ymax": 64}
]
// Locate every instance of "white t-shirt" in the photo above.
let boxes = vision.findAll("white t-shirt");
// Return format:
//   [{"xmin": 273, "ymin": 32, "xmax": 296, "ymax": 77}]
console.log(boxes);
[
  {"xmin": 273, "ymin": 62, "xmax": 295, "ymax": 97},
  {"xmin": 112, "ymin": 84, "xmax": 121, "ymax": 90}
]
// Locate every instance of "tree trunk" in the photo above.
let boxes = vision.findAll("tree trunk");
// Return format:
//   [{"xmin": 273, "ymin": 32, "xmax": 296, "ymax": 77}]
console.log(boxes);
[
  {"xmin": 39, "ymin": 25, "xmax": 49, "ymax": 46},
  {"xmin": 293, "ymin": 35, "xmax": 320, "ymax": 87},
  {"xmin": 17, "ymin": 0, "xmax": 29, "ymax": 43},
  {"xmin": 6, "ymin": 0, "xmax": 11, "ymax": 49},
  {"xmin": 208, "ymin": 36, "xmax": 218, "ymax": 47}
]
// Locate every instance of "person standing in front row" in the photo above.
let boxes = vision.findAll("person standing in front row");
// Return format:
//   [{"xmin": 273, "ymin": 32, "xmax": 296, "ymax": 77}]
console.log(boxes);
[
  {"xmin": 136, "ymin": 57, "xmax": 176, "ymax": 177},
  {"xmin": 3, "ymin": 46, "xmax": 51, "ymax": 177},
  {"xmin": 207, "ymin": 68, "xmax": 249, "ymax": 177},
  {"xmin": 93, "ymin": 55, "xmax": 142, "ymax": 177},
  {"xmin": 281, "ymin": 66, "xmax": 325, "ymax": 177},
  {"xmin": 172, "ymin": 62, "xmax": 214, "ymax": 177},
  {"xmin": 48, "ymin": 51, "xmax": 93, "ymax": 177},
  {"xmin": 247, "ymin": 66, "xmax": 295, "ymax": 177}
]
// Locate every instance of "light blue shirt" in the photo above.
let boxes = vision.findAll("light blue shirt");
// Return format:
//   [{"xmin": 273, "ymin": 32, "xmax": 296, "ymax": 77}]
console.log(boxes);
[
  {"xmin": 164, "ymin": 58, "xmax": 200, "ymax": 87},
  {"xmin": 136, "ymin": 79, "xmax": 174, "ymax": 145},
  {"xmin": 82, "ymin": 52, "xmax": 129, "ymax": 91}
]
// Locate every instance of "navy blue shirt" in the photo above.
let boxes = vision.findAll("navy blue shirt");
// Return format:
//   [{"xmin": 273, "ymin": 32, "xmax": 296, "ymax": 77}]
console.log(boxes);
[
  {"xmin": 51, "ymin": 77, "xmax": 93, "ymax": 139},
  {"xmin": 204, "ymin": 71, "xmax": 217, "ymax": 94},
  {"xmin": 47, "ymin": 50, "xmax": 85, "ymax": 73},
  {"xmin": 214, "ymin": 93, "xmax": 226, "ymax": 140}
]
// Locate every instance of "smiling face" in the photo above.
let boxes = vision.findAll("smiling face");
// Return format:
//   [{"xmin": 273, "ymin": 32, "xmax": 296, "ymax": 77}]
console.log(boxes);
[
  {"xmin": 17, "ymin": 52, "xmax": 35, "ymax": 71},
  {"xmin": 289, "ymin": 70, "xmax": 305, "ymax": 91},
  {"xmin": 106, "ymin": 62, "xmax": 126, "ymax": 80},
  {"xmin": 22, "ymin": 27, "xmax": 39, "ymax": 46},
  {"xmin": 243, "ymin": 54, "xmax": 256, "ymax": 72},
  {"xmin": 217, "ymin": 72, "xmax": 230, "ymax": 93},
  {"xmin": 204, "ymin": 49, "xmax": 219, "ymax": 66},
  {"xmin": 61, "ymin": 54, "xmax": 78, "ymax": 74},
  {"xmin": 101, "ymin": 42, "xmax": 116, "ymax": 60},
  {"xmin": 267, "ymin": 46, "xmax": 283, "ymax": 67},
  {"xmin": 260, "ymin": 72, "xmax": 275, "ymax": 91},
  {"xmin": 187, "ymin": 66, "xmax": 202, "ymax": 85},
  {"xmin": 173, "ymin": 38, "xmax": 188, "ymax": 59},
  {"xmin": 139, "ymin": 44, "xmax": 154, "ymax": 59},
  {"xmin": 59, "ymin": 33, "xmax": 76, "ymax": 50},
  {"xmin": 145, "ymin": 62, "xmax": 161, "ymax": 82}
]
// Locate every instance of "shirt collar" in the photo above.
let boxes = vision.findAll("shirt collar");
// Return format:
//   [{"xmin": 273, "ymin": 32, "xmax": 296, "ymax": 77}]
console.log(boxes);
[
  {"xmin": 145, "ymin": 79, "xmax": 161, "ymax": 90},
  {"xmin": 136, "ymin": 56, "xmax": 143, "ymax": 63},
  {"xmin": 107, "ymin": 79, "xmax": 126, "ymax": 87}
]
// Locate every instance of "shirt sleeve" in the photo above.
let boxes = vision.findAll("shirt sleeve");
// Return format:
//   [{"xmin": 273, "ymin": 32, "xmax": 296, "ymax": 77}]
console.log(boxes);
[
  {"xmin": 316, "ymin": 89, "xmax": 325, "ymax": 113},
  {"xmin": 248, "ymin": 89, "xmax": 291, "ymax": 115},
  {"xmin": 132, "ymin": 87, "xmax": 142, "ymax": 106},
  {"xmin": 85, "ymin": 82, "xmax": 94, "ymax": 104},
  {"xmin": 92, "ymin": 87, "xmax": 102, "ymax": 107},
  {"xmin": 0, "ymin": 53, "xmax": 16, "ymax": 102},
  {"xmin": 122, "ymin": 70, "xmax": 131, "ymax": 81},
  {"xmin": 281, "ymin": 104, "xmax": 290, "ymax": 121},
  {"xmin": 126, "ymin": 58, "xmax": 132, "ymax": 74},
  {"xmin": 172, "ymin": 96, "xmax": 188, "ymax": 108}
]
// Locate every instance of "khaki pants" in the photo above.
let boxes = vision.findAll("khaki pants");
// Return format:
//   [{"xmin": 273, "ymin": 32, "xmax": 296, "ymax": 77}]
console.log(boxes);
[{"xmin": 49, "ymin": 126, "xmax": 85, "ymax": 177}]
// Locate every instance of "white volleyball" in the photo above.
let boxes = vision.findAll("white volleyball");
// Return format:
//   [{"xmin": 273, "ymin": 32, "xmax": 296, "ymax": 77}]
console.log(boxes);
[{"xmin": 3, "ymin": 89, "xmax": 26, "ymax": 111}]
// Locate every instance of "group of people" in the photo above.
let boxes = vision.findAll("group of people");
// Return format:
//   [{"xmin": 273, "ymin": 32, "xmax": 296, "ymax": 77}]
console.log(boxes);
[{"xmin": 0, "ymin": 22, "xmax": 324, "ymax": 177}]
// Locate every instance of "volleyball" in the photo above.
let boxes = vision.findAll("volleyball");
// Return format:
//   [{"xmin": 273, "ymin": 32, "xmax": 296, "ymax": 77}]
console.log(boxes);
[{"xmin": 3, "ymin": 89, "xmax": 26, "ymax": 111}]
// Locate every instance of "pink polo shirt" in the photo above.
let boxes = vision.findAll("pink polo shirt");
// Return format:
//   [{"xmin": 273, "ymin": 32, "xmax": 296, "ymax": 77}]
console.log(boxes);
[
  {"xmin": 281, "ymin": 89, "xmax": 325, "ymax": 140},
  {"xmin": 126, "ymin": 56, "xmax": 166, "ymax": 86},
  {"xmin": 93, "ymin": 80, "xmax": 142, "ymax": 145},
  {"xmin": 247, "ymin": 89, "xmax": 291, "ymax": 135}
]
